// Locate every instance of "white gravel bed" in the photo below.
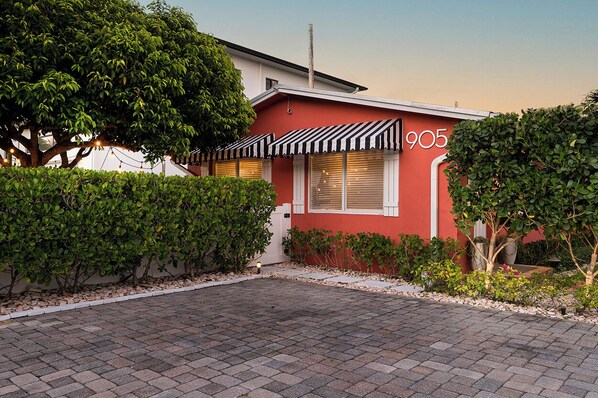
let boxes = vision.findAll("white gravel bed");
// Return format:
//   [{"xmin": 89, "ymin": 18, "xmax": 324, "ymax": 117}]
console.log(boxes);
[{"xmin": 269, "ymin": 262, "xmax": 598, "ymax": 325}]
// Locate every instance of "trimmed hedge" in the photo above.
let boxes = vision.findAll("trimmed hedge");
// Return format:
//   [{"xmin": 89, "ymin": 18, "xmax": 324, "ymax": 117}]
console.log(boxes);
[
  {"xmin": 282, "ymin": 227, "xmax": 461, "ymax": 278},
  {"xmin": 0, "ymin": 168, "xmax": 276, "ymax": 297}
]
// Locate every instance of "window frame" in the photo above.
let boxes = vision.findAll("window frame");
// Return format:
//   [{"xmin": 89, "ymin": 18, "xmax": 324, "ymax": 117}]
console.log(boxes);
[
  {"xmin": 308, "ymin": 151, "xmax": 385, "ymax": 215},
  {"xmin": 265, "ymin": 77, "xmax": 278, "ymax": 90},
  {"xmin": 212, "ymin": 159, "xmax": 268, "ymax": 181}
]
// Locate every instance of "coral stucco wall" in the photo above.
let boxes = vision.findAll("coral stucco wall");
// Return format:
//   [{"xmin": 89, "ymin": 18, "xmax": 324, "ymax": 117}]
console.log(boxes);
[{"xmin": 250, "ymin": 96, "xmax": 461, "ymax": 242}]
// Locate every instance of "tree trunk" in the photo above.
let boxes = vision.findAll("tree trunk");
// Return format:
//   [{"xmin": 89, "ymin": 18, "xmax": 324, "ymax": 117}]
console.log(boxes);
[
  {"xmin": 587, "ymin": 252, "xmax": 597, "ymax": 286},
  {"xmin": 486, "ymin": 232, "xmax": 497, "ymax": 274}
]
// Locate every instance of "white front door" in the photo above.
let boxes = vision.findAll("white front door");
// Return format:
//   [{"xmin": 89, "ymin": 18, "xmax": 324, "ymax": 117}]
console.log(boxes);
[{"xmin": 253, "ymin": 203, "xmax": 291, "ymax": 265}]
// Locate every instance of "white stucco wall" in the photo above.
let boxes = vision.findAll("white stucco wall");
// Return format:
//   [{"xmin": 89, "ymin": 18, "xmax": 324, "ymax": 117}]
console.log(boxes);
[{"xmin": 231, "ymin": 53, "xmax": 355, "ymax": 98}]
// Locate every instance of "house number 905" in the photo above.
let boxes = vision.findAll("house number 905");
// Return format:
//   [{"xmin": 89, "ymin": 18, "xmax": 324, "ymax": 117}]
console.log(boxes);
[{"xmin": 405, "ymin": 129, "xmax": 448, "ymax": 150}]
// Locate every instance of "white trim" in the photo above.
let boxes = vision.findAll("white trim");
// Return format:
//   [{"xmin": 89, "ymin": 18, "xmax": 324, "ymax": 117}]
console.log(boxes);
[
  {"xmin": 309, "ymin": 209, "xmax": 384, "ymax": 216},
  {"xmin": 252, "ymin": 85, "xmax": 496, "ymax": 121},
  {"xmin": 430, "ymin": 154, "xmax": 447, "ymax": 238},
  {"xmin": 292, "ymin": 155, "xmax": 305, "ymax": 214},
  {"xmin": 262, "ymin": 159, "xmax": 272, "ymax": 182},
  {"xmin": 383, "ymin": 150, "xmax": 399, "ymax": 217},
  {"xmin": 169, "ymin": 160, "xmax": 196, "ymax": 176}
]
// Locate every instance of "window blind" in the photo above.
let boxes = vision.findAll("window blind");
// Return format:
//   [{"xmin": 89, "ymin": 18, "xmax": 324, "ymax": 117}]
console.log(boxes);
[
  {"xmin": 239, "ymin": 159, "xmax": 262, "ymax": 179},
  {"xmin": 214, "ymin": 160, "xmax": 237, "ymax": 177},
  {"xmin": 347, "ymin": 151, "xmax": 384, "ymax": 210},
  {"xmin": 310, "ymin": 153, "xmax": 343, "ymax": 210}
]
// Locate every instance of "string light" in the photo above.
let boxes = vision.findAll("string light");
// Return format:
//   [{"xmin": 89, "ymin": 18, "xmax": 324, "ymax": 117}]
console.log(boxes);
[
  {"xmin": 94, "ymin": 140, "xmax": 102, "ymax": 147},
  {"xmin": 8, "ymin": 148, "xmax": 15, "ymax": 154},
  {"xmin": 101, "ymin": 147, "xmax": 160, "ymax": 173}
]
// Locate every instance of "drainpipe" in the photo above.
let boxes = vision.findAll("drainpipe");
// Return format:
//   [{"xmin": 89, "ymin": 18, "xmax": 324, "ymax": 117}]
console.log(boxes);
[{"xmin": 430, "ymin": 154, "xmax": 447, "ymax": 239}]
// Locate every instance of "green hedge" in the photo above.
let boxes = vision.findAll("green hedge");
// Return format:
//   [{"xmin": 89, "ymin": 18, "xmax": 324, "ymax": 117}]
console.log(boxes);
[
  {"xmin": 0, "ymin": 168, "xmax": 276, "ymax": 297},
  {"xmin": 282, "ymin": 227, "xmax": 461, "ymax": 278}
]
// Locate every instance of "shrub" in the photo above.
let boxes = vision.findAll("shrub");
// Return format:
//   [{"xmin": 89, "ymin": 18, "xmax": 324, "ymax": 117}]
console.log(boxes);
[
  {"xmin": 516, "ymin": 239, "xmax": 592, "ymax": 272},
  {"xmin": 487, "ymin": 264, "xmax": 534, "ymax": 304},
  {"xmin": 516, "ymin": 239, "xmax": 560, "ymax": 266},
  {"xmin": 0, "ymin": 168, "xmax": 276, "ymax": 298},
  {"xmin": 574, "ymin": 283, "xmax": 598, "ymax": 309},
  {"xmin": 416, "ymin": 259, "xmax": 464, "ymax": 294},
  {"xmin": 345, "ymin": 232, "xmax": 396, "ymax": 272}
]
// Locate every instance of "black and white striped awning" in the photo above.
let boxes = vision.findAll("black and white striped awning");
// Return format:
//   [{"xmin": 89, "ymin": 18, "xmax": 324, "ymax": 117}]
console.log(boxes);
[
  {"xmin": 268, "ymin": 119, "xmax": 402, "ymax": 157},
  {"xmin": 176, "ymin": 134, "xmax": 274, "ymax": 164}
]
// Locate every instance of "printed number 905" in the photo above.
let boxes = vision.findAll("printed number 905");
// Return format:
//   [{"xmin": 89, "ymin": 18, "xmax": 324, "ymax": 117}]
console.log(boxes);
[{"xmin": 405, "ymin": 129, "xmax": 448, "ymax": 150}]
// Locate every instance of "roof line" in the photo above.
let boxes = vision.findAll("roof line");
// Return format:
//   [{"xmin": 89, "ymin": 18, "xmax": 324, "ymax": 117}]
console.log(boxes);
[
  {"xmin": 216, "ymin": 38, "xmax": 368, "ymax": 92},
  {"xmin": 252, "ymin": 85, "xmax": 497, "ymax": 120}
]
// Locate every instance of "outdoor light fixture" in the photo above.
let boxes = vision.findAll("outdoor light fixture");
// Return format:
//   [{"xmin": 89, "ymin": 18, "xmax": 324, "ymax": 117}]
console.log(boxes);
[
  {"xmin": 94, "ymin": 140, "xmax": 102, "ymax": 147},
  {"xmin": 256, "ymin": 261, "xmax": 262, "ymax": 274}
]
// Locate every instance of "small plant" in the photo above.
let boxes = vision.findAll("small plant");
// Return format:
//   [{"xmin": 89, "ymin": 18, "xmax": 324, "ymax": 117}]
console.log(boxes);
[
  {"xmin": 415, "ymin": 259, "xmax": 464, "ymax": 294},
  {"xmin": 282, "ymin": 226, "xmax": 311, "ymax": 264},
  {"xmin": 574, "ymin": 283, "xmax": 598, "ymax": 309},
  {"xmin": 487, "ymin": 264, "xmax": 535, "ymax": 304},
  {"xmin": 345, "ymin": 232, "xmax": 396, "ymax": 272}
]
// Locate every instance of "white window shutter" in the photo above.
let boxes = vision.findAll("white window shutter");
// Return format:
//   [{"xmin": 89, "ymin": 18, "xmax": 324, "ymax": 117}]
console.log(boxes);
[
  {"xmin": 261, "ymin": 159, "xmax": 272, "ymax": 182},
  {"xmin": 383, "ymin": 150, "xmax": 399, "ymax": 217},
  {"xmin": 293, "ymin": 155, "xmax": 305, "ymax": 214}
]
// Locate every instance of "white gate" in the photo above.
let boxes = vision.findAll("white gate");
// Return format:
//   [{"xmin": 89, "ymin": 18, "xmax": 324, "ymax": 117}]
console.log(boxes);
[{"xmin": 253, "ymin": 203, "xmax": 291, "ymax": 265}]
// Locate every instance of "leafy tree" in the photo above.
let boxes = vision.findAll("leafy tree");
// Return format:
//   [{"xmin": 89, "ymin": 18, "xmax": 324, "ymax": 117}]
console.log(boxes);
[
  {"xmin": 585, "ymin": 89, "xmax": 598, "ymax": 104},
  {"xmin": 519, "ymin": 103, "xmax": 597, "ymax": 285},
  {"xmin": 445, "ymin": 114, "xmax": 538, "ymax": 275},
  {"xmin": 0, "ymin": 0, "xmax": 254, "ymax": 168}
]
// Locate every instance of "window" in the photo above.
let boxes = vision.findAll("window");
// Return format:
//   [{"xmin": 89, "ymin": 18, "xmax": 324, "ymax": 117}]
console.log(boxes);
[
  {"xmin": 238, "ymin": 159, "xmax": 262, "ymax": 179},
  {"xmin": 214, "ymin": 160, "xmax": 237, "ymax": 177},
  {"xmin": 309, "ymin": 150, "xmax": 384, "ymax": 213},
  {"xmin": 265, "ymin": 78, "xmax": 278, "ymax": 90},
  {"xmin": 213, "ymin": 159, "xmax": 263, "ymax": 179}
]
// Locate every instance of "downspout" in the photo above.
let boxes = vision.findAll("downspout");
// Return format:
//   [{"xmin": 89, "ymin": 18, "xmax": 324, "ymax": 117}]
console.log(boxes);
[{"xmin": 430, "ymin": 154, "xmax": 447, "ymax": 239}]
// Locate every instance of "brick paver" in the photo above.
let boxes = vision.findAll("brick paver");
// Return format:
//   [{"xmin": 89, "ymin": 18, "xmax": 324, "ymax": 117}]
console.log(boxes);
[{"xmin": 1, "ymin": 278, "xmax": 598, "ymax": 397}]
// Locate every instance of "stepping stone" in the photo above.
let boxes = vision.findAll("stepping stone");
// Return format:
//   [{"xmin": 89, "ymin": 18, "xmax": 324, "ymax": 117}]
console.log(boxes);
[
  {"xmin": 300, "ymin": 273, "xmax": 334, "ymax": 280},
  {"xmin": 391, "ymin": 284, "xmax": 424, "ymax": 293},
  {"xmin": 356, "ymin": 280, "xmax": 394, "ymax": 289},
  {"xmin": 266, "ymin": 269, "xmax": 308, "ymax": 277},
  {"xmin": 326, "ymin": 276, "xmax": 364, "ymax": 284}
]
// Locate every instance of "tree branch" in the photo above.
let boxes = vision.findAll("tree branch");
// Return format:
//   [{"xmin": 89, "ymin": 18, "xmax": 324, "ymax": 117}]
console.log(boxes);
[
  {"xmin": 66, "ymin": 147, "xmax": 93, "ymax": 168},
  {"xmin": 42, "ymin": 139, "xmax": 102, "ymax": 165}
]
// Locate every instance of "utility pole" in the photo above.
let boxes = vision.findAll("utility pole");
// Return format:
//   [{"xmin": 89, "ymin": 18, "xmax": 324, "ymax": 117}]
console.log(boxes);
[{"xmin": 308, "ymin": 24, "xmax": 314, "ymax": 89}]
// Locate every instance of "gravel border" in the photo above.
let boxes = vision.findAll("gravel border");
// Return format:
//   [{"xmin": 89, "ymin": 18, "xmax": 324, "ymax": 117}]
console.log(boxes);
[
  {"xmin": 267, "ymin": 262, "xmax": 598, "ymax": 325},
  {"xmin": 0, "ymin": 272, "xmax": 263, "ymax": 321},
  {"xmin": 1, "ymin": 262, "xmax": 597, "ymax": 325}
]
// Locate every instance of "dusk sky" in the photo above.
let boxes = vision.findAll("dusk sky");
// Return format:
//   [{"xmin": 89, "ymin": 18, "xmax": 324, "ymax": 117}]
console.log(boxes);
[{"xmin": 140, "ymin": 0, "xmax": 598, "ymax": 113}]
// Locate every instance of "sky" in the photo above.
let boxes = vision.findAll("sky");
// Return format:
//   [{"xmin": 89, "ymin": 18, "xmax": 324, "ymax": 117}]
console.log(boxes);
[{"xmin": 139, "ymin": 0, "xmax": 598, "ymax": 113}]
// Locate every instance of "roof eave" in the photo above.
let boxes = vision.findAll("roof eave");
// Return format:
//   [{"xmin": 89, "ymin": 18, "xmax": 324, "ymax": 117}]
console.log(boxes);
[{"xmin": 252, "ymin": 85, "xmax": 495, "ymax": 120}]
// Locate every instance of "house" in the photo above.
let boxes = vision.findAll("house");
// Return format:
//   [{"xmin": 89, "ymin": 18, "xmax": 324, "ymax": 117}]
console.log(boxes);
[
  {"xmin": 178, "ymin": 85, "xmax": 495, "ymax": 264},
  {"xmin": 217, "ymin": 38, "xmax": 367, "ymax": 98}
]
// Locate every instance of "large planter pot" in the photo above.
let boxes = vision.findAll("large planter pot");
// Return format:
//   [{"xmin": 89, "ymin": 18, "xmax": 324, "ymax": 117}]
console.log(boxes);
[
  {"xmin": 472, "ymin": 241, "xmax": 487, "ymax": 271},
  {"xmin": 502, "ymin": 237, "xmax": 518, "ymax": 266}
]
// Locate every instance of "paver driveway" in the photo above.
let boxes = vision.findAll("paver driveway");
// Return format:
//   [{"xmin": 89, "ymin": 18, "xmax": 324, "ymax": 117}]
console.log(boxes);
[{"xmin": 1, "ymin": 278, "xmax": 598, "ymax": 398}]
